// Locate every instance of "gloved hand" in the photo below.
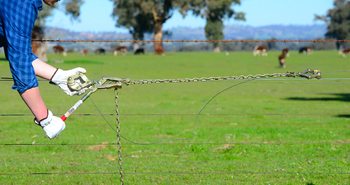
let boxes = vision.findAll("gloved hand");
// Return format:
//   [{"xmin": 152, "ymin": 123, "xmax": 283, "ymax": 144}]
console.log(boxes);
[
  {"xmin": 50, "ymin": 67, "xmax": 88, "ymax": 96},
  {"xmin": 34, "ymin": 110, "xmax": 66, "ymax": 139}
]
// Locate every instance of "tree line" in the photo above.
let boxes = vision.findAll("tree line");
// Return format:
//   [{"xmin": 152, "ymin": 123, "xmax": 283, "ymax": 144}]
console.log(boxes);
[{"xmin": 33, "ymin": 0, "xmax": 350, "ymax": 57}]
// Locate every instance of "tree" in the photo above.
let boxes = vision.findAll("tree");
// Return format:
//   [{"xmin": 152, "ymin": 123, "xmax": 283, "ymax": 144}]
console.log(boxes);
[
  {"xmin": 32, "ymin": 0, "xmax": 84, "ymax": 61},
  {"xmin": 185, "ymin": 0, "xmax": 246, "ymax": 52},
  {"xmin": 267, "ymin": 37, "xmax": 278, "ymax": 50},
  {"xmin": 110, "ymin": 0, "xmax": 154, "ymax": 51},
  {"xmin": 314, "ymin": 0, "xmax": 350, "ymax": 49},
  {"xmin": 111, "ymin": 0, "xmax": 187, "ymax": 55}
]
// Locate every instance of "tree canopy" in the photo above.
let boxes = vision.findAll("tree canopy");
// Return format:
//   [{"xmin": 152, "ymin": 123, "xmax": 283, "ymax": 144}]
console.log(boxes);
[
  {"xmin": 33, "ymin": 0, "xmax": 84, "ymax": 61},
  {"xmin": 36, "ymin": 0, "xmax": 84, "ymax": 27},
  {"xmin": 110, "ymin": 0, "xmax": 188, "ymax": 54},
  {"xmin": 315, "ymin": 0, "xmax": 350, "ymax": 49},
  {"xmin": 185, "ymin": 0, "xmax": 245, "ymax": 52},
  {"xmin": 110, "ymin": 0, "xmax": 154, "ymax": 41}
]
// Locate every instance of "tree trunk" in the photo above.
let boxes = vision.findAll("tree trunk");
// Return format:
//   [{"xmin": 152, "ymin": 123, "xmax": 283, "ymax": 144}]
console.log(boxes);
[
  {"xmin": 213, "ymin": 44, "xmax": 221, "ymax": 53},
  {"xmin": 133, "ymin": 43, "xmax": 139, "ymax": 52},
  {"xmin": 153, "ymin": 11, "xmax": 165, "ymax": 55},
  {"xmin": 31, "ymin": 26, "xmax": 48, "ymax": 62}
]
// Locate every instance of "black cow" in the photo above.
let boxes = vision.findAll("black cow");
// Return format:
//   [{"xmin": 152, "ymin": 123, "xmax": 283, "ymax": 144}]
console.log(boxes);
[
  {"xmin": 299, "ymin": 47, "xmax": 312, "ymax": 54},
  {"xmin": 134, "ymin": 48, "xmax": 145, "ymax": 55},
  {"xmin": 95, "ymin": 48, "xmax": 106, "ymax": 55}
]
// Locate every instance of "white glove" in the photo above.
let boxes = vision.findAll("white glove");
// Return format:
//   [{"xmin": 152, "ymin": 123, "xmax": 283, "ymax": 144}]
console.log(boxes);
[
  {"xmin": 51, "ymin": 67, "xmax": 88, "ymax": 96},
  {"xmin": 34, "ymin": 110, "xmax": 66, "ymax": 139}
]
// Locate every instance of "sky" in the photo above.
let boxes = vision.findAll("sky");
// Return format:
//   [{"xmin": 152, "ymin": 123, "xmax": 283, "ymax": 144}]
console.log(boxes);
[{"xmin": 45, "ymin": 0, "xmax": 333, "ymax": 33}]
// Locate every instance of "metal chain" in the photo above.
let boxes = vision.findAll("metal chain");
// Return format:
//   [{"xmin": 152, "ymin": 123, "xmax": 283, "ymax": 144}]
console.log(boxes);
[
  {"xmin": 114, "ymin": 88, "xmax": 124, "ymax": 185},
  {"xmin": 125, "ymin": 70, "xmax": 321, "ymax": 85},
  {"xmin": 65, "ymin": 69, "xmax": 321, "ymax": 91}
]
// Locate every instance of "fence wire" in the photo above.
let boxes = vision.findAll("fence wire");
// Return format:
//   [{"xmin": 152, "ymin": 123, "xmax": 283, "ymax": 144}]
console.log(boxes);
[
  {"xmin": 31, "ymin": 39, "xmax": 350, "ymax": 44},
  {"xmin": 0, "ymin": 52, "xmax": 349, "ymax": 180}
]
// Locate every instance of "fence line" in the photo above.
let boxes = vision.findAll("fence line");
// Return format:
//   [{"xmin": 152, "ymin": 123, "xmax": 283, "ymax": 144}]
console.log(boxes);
[
  {"xmin": 0, "ymin": 113, "xmax": 347, "ymax": 117},
  {"xmin": 32, "ymin": 39, "xmax": 350, "ymax": 44}
]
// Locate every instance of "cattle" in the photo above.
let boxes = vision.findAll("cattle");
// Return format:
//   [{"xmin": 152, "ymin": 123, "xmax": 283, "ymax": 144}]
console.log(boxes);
[
  {"xmin": 32, "ymin": 42, "xmax": 48, "ymax": 62},
  {"xmin": 253, "ymin": 45, "xmax": 268, "ymax": 56},
  {"xmin": 282, "ymin": 48, "xmax": 290, "ymax": 57},
  {"xmin": 31, "ymin": 27, "xmax": 48, "ymax": 62},
  {"xmin": 155, "ymin": 47, "xmax": 165, "ymax": 56},
  {"xmin": 299, "ymin": 47, "xmax": 312, "ymax": 54},
  {"xmin": 81, "ymin": 49, "xmax": 88, "ymax": 56},
  {"xmin": 134, "ymin": 48, "xmax": 145, "ymax": 55},
  {"xmin": 53, "ymin": 45, "xmax": 67, "ymax": 56},
  {"xmin": 278, "ymin": 53, "xmax": 286, "ymax": 68},
  {"xmin": 339, "ymin": 48, "xmax": 350, "ymax": 57},
  {"xmin": 113, "ymin": 46, "xmax": 127, "ymax": 56},
  {"xmin": 95, "ymin": 48, "xmax": 106, "ymax": 55}
]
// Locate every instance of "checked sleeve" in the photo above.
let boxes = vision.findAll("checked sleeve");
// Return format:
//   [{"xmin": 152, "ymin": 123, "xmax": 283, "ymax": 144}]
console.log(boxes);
[{"xmin": 0, "ymin": 0, "xmax": 43, "ymax": 93}]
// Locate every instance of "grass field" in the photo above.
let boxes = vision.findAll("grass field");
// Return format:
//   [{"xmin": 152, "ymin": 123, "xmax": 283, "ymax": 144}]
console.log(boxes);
[{"xmin": 0, "ymin": 50, "xmax": 349, "ymax": 184}]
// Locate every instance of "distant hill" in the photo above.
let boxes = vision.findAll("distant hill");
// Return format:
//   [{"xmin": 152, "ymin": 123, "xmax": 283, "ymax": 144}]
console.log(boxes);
[
  {"xmin": 42, "ymin": 24, "xmax": 328, "ymax": 52},
  {"xmin": 44, "ymin": 24, "xmax": 327, "ymax": 41},
  {"xmin": 223, "ymin": 24, "xmax": 327, "ymax": 40}
]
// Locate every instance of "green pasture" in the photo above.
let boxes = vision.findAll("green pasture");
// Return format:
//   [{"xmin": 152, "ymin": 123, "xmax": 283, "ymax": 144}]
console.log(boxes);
[{"xmin": 0, "ymin": 50, "xmax": 349, "ymax": 184}]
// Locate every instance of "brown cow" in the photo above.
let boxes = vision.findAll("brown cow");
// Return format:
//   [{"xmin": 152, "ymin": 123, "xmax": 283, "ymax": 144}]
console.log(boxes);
[
  {"xmin": 339, "ymin": 48, "xmax": 350, "ymax": 57},
  {"xmin": 53, "ymin": 45, "xmax": 67, "ymax": 56},
  {"xmin": 81, "ymin": 49, "xmax": 88, "ymax": 56},
  {"xmin": 113, "ymin": 46, "xmax": 127, "ymax": 56},
  {"xmin": 278, "ymin": 53, "xmax": 286, "ymax": 68},
  {"xmin": 282, "ymin": 48, "xmax": 290, "ymax": 57},
  {"xmin": 32, "ymin": 42, "xmax": 48, "ymax": 62},
  {"xmin": 155, "ymin": 47, "xmax": 165, "ymax": 56},
  {"xmin": 253, "ymin": 45, "xmax": 268, "ymax": 56}
]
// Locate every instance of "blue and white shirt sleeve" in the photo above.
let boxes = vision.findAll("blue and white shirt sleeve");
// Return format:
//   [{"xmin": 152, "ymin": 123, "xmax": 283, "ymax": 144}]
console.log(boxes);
[{"xmin": 0, "ymin": 0, "xmax": 43, "ymax": 93}]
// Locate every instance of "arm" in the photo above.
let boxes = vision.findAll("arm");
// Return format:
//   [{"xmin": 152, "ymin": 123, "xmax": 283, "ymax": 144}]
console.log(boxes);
[{"xmin": 32, "ymin": 58, "xmax": 57, "ymax": 80}]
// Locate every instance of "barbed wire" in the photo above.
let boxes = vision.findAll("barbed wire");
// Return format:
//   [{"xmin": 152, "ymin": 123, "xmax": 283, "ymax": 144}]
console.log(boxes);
[
  {"xmin": 0, "ymin": 113, "xmax": 346, "ymax": 117},
  {"xmin": 1, "ymin": 77, "xmax": 350, "ymax": 83},
  {"xmin": 32, "ymin": 39, "xmax": 350, "ymax": 44}
]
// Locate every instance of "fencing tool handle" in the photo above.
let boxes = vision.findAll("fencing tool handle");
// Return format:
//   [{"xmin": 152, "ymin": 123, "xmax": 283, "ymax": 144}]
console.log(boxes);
[
  {"xmin": 60, "ymin": 72, "xmax": 123, "ymax": 121},
  {"xmin": 61, "ymin": 90, "xmax": 93, "ymax": 121}
]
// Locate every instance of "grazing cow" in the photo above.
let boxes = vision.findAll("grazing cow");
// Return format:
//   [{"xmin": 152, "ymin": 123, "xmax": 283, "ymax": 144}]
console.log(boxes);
[
  {"xmin": 253, "ymin": 45, "xmax": 268, "ymax": 56},
  {"xmin": 282, "ymin": 48, "xmax": 290, "ymax": 57},
  {"xmin": 95, "ymin": 48, "xmax": 106, "ymax": 55},
  {"xmin": 81, "ymin": 49, "xmax": 88, "ymax": 56},
  {"xmin": 299, "ymin": 47, "xmax": 312, "ymax": 54},
  {"xmin": 278, "ymin": 53, "xmax": 286, "ymax": 68},
  {"xmin": 134, "ymin": 48, "xmax": 145, "ymax": 55},
  {"xmin": 53, "ymin": 45, "xmax": 67, "ymax": 56},
  {"xmin": 339, "ymin": 48, "xmax": 350, "ymax": 57},
  {"xmin": 155, "ymin": 47, "xmax": 165, "ymax": 56},
  {"xmin": 32, "ymin": 42, "xmax": 48, "ymax": 62},
  {"xmin": 31, "ymin": 27, "xmax": 48, "ymax": 62},
  {"xmin": 113, "ymin": 46, "xmax": 127, "ymax": 56}
]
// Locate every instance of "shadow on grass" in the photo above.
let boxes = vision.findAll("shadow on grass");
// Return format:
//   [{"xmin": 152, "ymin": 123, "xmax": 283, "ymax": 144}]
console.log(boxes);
[
  {"xmin": 285, "ymin": 93, "xmax": 350, "ymax": 103},
  {"xmin": 336, "ymin": 114, "xmax": 350, "ymax": 118},
  {"xmin": 286, "ymin": 93, "xmax": 350, "ymax": 118},
  {"xmin": 0, "ymin": 57, "xmax": 7, "ymax": 62}
]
